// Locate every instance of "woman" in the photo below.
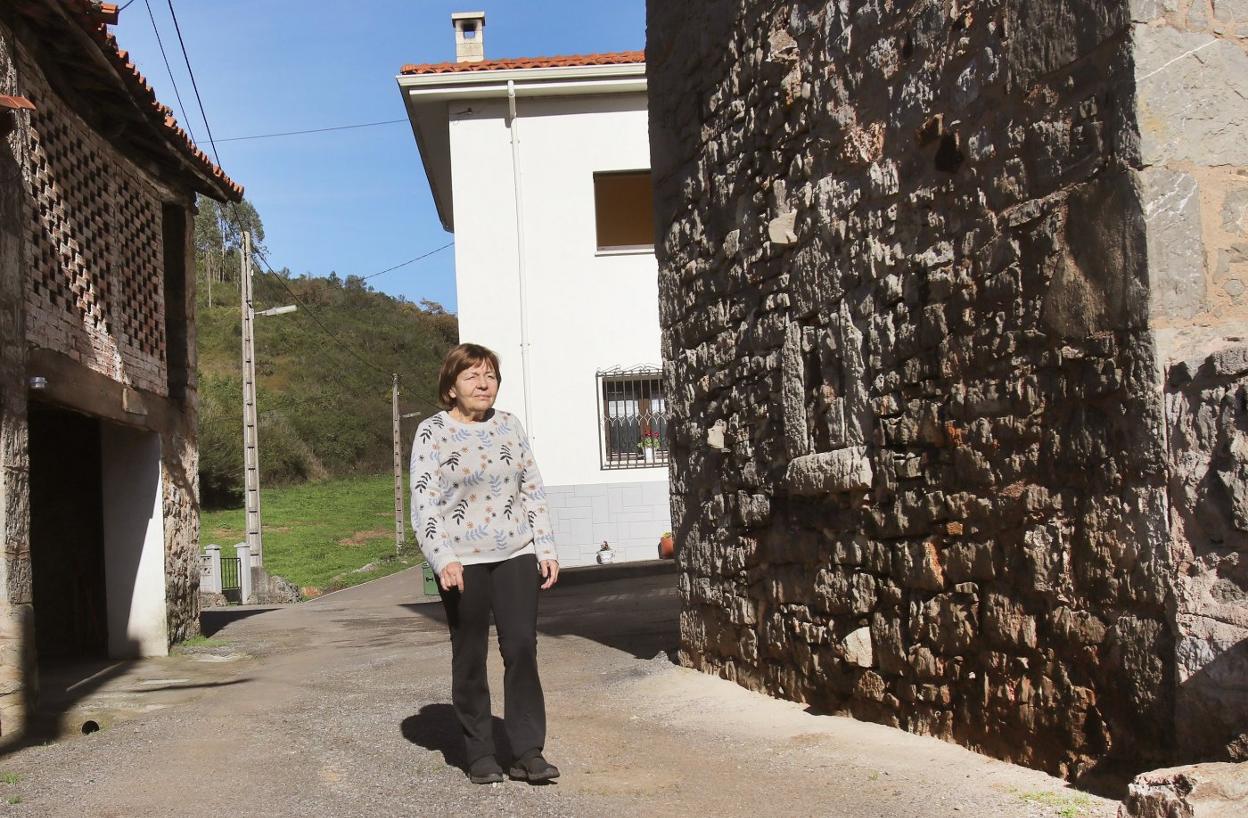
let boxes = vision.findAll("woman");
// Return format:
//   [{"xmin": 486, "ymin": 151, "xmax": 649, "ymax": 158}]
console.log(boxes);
[{"xmin": 410, "ymin": 343, "xmax": 561, "ymax": 785}]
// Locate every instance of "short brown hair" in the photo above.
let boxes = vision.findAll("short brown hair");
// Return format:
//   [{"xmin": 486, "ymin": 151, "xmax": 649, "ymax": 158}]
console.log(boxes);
[{"xmin": 437, "ymin": 343, "xmax": 502, "ymax": 410}]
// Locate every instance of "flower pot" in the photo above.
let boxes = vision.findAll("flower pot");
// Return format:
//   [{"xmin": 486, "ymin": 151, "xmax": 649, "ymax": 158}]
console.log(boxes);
[
  {"xmin": 596, "ymin": 548, "xmax": 615, "ymax": 565},
  {"xmin": 658, "ymin": 535, "xmax": 675, "ymax": 560},
  {"xmin": 643, "ymin": 447, "xmax": 655, "ymax": 464}
]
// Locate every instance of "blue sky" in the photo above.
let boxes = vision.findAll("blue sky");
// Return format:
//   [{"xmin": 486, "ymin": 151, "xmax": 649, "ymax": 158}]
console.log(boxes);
[{"xmin": 113, "ymin": 0, "xmax": 646, "ymax": 312}]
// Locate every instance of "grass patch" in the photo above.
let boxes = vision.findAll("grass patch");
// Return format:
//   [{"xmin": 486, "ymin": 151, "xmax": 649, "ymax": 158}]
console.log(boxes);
[
  {"xmin": 201, "ymin": 473, "xmax": 425, "ymax": 591},
  {"xmin": 7, "ymin": 795, "xmax": 20, "ymax": 805},
  {"xmin": 177, "ymin": 636, "xmax": 228, "ymax": 650},
  {"xmin": 1014, "ymin": 789, "xmax": 1093, "ymax": 817},
  {"xmin": 0, "ymin": 773, "xmax": 19, "ymax": 785}
]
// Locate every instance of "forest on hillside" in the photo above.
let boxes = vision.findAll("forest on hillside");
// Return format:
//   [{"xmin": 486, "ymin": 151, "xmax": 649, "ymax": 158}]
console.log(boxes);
[{"xmin": 193, "ymin": 197, "xmax": 457, "ymax": 507}]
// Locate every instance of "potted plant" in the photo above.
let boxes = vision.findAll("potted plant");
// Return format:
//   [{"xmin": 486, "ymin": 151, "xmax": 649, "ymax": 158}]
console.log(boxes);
[
  {"xmin": 596, "ymin": 540, "xmax": 615, "ymax": 565},
  {"xmin": 658, "ymin": 531, "xmax": 675, "ymax": 559},
  {"xmin": 638, "ymin": 430, "xmax": 661, "ymax": 464}
]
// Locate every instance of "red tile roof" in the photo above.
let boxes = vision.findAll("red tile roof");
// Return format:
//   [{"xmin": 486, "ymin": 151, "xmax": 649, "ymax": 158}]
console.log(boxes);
[
  {"xmin": 400, "ymin": 50, "xmax": 645, "ymax": 76},
  {"xmin": 66, "ymin": 0, "xmax": 243, "ymax": 200}
]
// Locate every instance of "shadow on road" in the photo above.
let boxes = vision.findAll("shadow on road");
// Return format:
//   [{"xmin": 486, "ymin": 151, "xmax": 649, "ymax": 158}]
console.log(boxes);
[
  {"xmin": 3, "ymin": 662, "xmax": 255, "ymax": 756},
  {"xmin": 201, "ymin": 606, "xmax": 283, "ymax": 637},
  {"xmin": 400, "ymin": 559, "xmax": 681, "ymax": 661},
  {"xmin": 400, "ymin": 703, "xmax": 512, "ymax": 769}
]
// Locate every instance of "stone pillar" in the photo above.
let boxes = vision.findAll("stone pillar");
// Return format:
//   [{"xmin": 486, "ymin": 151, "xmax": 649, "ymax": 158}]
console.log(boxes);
[
  {"xmin": 201, "ymin": 544, "xmax": 222, "ymax": 594},
  {"xmin": 0, "ymin": 19, "xmax": 34, "ymax": 744}
]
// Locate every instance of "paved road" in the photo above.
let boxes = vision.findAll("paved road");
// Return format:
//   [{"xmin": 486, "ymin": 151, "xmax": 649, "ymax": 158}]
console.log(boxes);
[{"xmin": 0, "ymin": 564, "xmax": 1117, "ymax": 817}]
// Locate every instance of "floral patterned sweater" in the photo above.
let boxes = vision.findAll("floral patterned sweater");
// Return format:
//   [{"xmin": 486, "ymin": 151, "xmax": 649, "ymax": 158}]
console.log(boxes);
[{"xmin": 409, "ymin": 409, "xmax": 558, "ymax": 575}]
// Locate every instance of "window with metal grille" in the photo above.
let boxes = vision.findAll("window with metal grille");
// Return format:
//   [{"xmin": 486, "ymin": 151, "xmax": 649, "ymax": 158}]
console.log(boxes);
[{"xmin": 597, "ymin": 367, "xmax": 668, "ymax": 470}]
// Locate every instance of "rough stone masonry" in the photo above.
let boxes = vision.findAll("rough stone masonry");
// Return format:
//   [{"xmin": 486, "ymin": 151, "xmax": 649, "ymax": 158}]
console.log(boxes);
[{"xmin": 647, "ymin": 0, "xmax": 1248, "ymax": 778}]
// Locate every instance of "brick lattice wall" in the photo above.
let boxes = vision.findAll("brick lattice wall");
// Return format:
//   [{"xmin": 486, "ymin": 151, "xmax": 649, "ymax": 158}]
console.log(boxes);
[
  {"xmin": 19, "ymin": 47, "xmax": 167, "ymax": 395},
  {"xmin": 647, "ymin": 0, "xmax": 1195, "ymax": 778}
]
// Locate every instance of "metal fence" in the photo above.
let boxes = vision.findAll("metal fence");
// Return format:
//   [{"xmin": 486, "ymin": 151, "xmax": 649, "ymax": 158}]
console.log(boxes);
[
  {"xmin": 220, "ymin": 556, "xmax": 241, "ymax": 593},
  {"xmin": 596, "ymin": 366, "xmax": 669, "ymax": 470}
]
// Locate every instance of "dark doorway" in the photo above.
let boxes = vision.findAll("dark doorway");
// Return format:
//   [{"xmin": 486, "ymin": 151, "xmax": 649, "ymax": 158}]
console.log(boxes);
[{"xmin": 28, "ymin": 402, "xmax": 109, "ymax": 663}]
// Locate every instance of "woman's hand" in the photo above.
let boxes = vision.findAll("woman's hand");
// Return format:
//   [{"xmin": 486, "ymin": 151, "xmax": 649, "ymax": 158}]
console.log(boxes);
[
  {"xmin": 440, "ymin": 562, "xmax": 465, "ymax": 592},
  {"xmin": 539, "ymin": 559, "xmax": 559, "ymax": 590}
]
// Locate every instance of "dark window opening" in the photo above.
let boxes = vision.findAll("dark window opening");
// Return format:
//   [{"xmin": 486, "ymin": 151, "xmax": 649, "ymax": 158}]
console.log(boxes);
[
  {"xmin": 29, "ymin": 403, "xmax": 109, "ymax": 664},
  {"xmin": 593, "ymin": 170, "xmax": 655, "ymax": 252},
  {"xmin": 162, "ymin": 204, "xmax": 189, "ymax": 400}
]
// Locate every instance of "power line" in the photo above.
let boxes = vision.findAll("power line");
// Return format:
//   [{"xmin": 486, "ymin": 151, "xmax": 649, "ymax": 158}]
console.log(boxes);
[
  {"xmin": 215, "ymin": 118, "xmax": 408, "ymax": 144},
  {"xmin": 142, "ymin": 0, "xmax": 197, "ymax": 145},
  {"xmin": 252, "ymin": 249, "xmax": 390, "ymax": 379},
  {"xmin": 164, "ymin": 0, "xmax": 222, "ymax": 167},
  {"xmin": 120, "ymin": 0, "xmax": 139, "ymax": 11},
  {"xmin": 362, "ymin": 241, "xmax": 454, "ymax": 281}
]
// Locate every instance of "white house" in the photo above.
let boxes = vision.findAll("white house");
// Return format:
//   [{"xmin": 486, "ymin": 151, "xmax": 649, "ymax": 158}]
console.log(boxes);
[{"xmin": 396, "ymin": 13, "xmax": 671, "ymax": 566}]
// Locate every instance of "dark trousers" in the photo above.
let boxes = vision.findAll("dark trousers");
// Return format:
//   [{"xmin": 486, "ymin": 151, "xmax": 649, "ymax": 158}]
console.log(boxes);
[{"xmin": 438, "ymin": 553, "xmax": 545, "ymax": 764}]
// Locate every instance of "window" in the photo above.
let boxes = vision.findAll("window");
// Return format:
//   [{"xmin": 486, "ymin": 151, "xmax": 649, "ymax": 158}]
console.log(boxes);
[
  {"xmin": 162, "ymin": 204, "xmax": 188, "ymax": 399},
  {"xmin": 597, "ymin": 367, "xmax": 669, "ymax": 469},
  {"xmin": 593, "ymin": 170, "xmax": 654, "ymax": 252}
]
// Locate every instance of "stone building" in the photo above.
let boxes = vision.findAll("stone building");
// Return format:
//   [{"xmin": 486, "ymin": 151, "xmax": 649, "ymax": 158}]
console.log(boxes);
[
  {"xmin": 648, "ymin": 0, "xmax": 1248, "ymax": 778},
  {"xmin": 0, "ymin": 1, "xmax": 241, "ymax": 740}
]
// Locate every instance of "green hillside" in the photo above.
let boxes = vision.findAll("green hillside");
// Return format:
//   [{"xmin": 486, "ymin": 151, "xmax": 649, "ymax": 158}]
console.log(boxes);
[{"xmin": 194, "ymin": 198, "xmax": 457, "ymax": 507}]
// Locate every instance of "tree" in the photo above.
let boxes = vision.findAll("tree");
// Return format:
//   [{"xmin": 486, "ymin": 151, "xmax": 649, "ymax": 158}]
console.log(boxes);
[{"xmin": 194, "ymin": 196, "xmax": 267, "ymax": 304}]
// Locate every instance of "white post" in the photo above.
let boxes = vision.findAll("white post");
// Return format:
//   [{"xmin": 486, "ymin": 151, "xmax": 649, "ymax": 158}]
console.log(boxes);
[
  {"xmin": 235, "ymin": 542, "xmax": 253, "ymax": 604},
  {"xmin": 393, "ymin": 373, "xmax": 405, "ymax": 553},
  {"xmin": 204, "ymin": 544, "xmax": 222, "ymax": 594}
]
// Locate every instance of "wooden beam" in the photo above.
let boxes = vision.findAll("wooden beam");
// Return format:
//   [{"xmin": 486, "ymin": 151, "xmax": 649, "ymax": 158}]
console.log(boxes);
[{"xmin": 27, "ymin": 348, "xmax": 183, "ymax": 435}]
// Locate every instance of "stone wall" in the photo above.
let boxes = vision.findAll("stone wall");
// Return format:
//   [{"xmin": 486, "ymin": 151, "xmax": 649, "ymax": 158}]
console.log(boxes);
[
  {"xmin": 648, "ymin": 0, "xmax": 1248, "ymax": 777},
  {"xmin": 1133, "ymin": 0, "xmax": 1248, "ymax": 766},
  {"xmin": 0, "ymin": 17, "xmax": 35, "ymax": 740},
  {"xmin": 0, "ymin": 16, "xmax": 203, "ymax": 739}
]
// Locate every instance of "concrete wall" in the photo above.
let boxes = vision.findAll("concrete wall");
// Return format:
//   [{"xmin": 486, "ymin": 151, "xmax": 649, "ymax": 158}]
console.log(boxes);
[
  {"xmin": 101, "ymin": 423, "xmax": 169, "ymax": 658},
  {"xmin": 546, "ymin": 480, "xmax": 672, "ymax": 566},
  {"xmin": 448, "ymin": 90, "xmax": 670, "ymax": 562},
  {"xmin": 648, "ymin": 0, "xmax": 1247, "ymax": 777}
]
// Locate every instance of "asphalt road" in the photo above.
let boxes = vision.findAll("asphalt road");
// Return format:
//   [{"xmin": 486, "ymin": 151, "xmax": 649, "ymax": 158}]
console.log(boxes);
[{"xmin": 0, "ymin": 562, "xmax": 1117, "ymax": 817}]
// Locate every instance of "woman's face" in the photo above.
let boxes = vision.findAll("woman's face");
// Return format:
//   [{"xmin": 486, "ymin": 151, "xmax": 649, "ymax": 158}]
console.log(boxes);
[{"xmin": 450, "ymin": 360, "xmax": 499, "ymax": 415}]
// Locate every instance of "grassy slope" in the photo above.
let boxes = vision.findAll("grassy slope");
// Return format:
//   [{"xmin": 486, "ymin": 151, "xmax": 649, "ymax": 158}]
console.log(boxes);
[
  {"xmin": 200, "ymin": 473, "xmax": 425, "ymax": 593},
  {"xmin": 195, "ymin": 271, "xmax": 457, "ymax": 507}
]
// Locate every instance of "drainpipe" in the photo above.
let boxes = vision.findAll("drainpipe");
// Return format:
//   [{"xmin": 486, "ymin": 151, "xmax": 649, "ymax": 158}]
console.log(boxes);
[{"xmin": 507, "ymin": 79, "xmax": 535, "ymax": 438}]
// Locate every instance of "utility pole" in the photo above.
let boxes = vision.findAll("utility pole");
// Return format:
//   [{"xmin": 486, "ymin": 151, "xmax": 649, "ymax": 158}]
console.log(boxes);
[
  {"xmin": 392, "ymin": 373, "xmax": 405, "ymax": 553},
  {"xmin": 397, "ymin": 409, "xmax": 423, "ymax": 553},
  {"xmin": 240, "ymin": 230, "xmax": 264, "ymax": 565},
  {"xmin": 238, "ymin": 235, "xmax": 295, "ymax": 572}
]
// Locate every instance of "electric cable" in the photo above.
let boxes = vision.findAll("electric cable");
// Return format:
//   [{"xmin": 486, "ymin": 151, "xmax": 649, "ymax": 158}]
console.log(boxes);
[
  {"xmin": 164, "ymin": 0, "xmax": 223, "ymax": 166},
  {"xmin": 215, "ymin": 118, "xmax": 408, "ymax": 144},
  {"xmin": 142, "ymin": 0, "xmax": 198, "ymax": 145},
  {"xmin": 361, "ymin": 242, "xmax": 454, "ymax": 281}
]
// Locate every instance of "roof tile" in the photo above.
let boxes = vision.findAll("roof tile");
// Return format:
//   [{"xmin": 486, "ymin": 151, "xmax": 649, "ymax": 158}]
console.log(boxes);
[
  {"xmin": 400, "ymin": 50, "xmax": 644, "ymax": 76},
  {"xmin": 66, "ymin": 0, "xmax": 242, "ymax": 199}
]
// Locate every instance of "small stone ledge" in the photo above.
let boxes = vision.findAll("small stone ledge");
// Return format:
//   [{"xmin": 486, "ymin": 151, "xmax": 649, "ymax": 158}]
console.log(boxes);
[
  {"xmin": 783, "ymin": 447, "xmax": 873, "ymax": 496},
  {"xmin": 1117, "ymin": 762, "xmax": 1248, "ymax": 817},
  {"xmin": 1168, "ymin": 343, "xmax": 1248, "ymax": 387}
]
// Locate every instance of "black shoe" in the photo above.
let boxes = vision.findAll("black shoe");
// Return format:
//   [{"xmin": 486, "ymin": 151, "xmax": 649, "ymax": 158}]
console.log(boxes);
[
  {"xmin": 468, "ymin": 756, "xmax": 505, "ymax": 784},
  {"xmin": 509, "ymin": 752, "xmax": 560, "ymax": 783}
]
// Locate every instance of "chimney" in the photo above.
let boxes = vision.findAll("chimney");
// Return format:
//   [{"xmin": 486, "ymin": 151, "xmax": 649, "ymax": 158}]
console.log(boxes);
[{"xmin": 452, "ymin": 12, "xmax": 486, "ymax": 63}]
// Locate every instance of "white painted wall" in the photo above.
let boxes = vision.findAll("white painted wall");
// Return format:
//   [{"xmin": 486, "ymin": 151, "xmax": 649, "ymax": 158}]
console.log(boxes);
[
  {"xmin": 101, "ymin": 423, "xmax": 168, "ymax": 658},
  {"xmin": 448, "ymin": 92, "xmax": 665, "ymax": 489}
]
